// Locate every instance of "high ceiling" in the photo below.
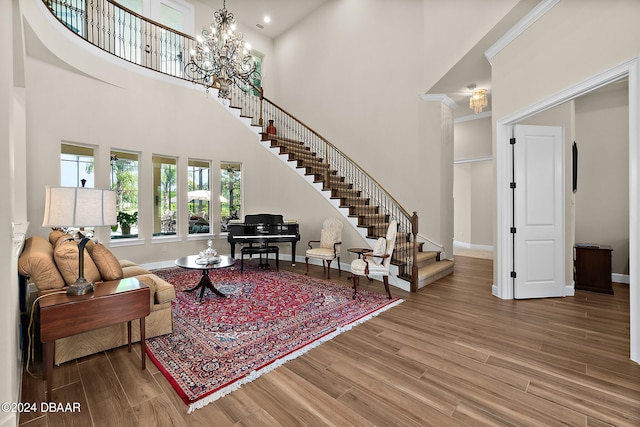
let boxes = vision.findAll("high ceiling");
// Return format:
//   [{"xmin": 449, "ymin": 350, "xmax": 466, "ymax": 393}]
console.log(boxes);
[
  {"xmin": 199, "ymin": 0, "xmax": 540, "ymax": 118},
  {"xmin": 427, "ymin": 0, "xmax": 540, "ymax": 117},
  {"xmin": 198, "ymin": 0, "xmax": 330, "ymax": 39}
]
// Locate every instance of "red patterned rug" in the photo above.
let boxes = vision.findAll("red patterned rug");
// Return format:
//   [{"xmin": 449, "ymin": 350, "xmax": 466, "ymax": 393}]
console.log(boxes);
[{"xmin": 146, "ymin": 263, "xmax": 402, "ymax": 413}]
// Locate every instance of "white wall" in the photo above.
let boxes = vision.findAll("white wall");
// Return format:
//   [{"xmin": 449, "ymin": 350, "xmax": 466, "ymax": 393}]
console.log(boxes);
[
  {"xmin": 423, "ymin": 0, "xmax": 519, "ymax": 91},
  {"xmin": 575, "ymin": 81, "xmax": 629, "ymax": 274},
  {"xmin": 454, "ymin": 116, "xmax": 493, "ymax": 248},
  {"xmin": 272, "ymin": 0, "xmax": 425, "ymax": 213},
  {"xmin": 2, "ymin": 1, "xmax": 24, "ymax": 425}
]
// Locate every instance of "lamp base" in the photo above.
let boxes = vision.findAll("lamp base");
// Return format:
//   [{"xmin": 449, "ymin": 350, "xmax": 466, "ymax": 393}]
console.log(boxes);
[{"xmin": 67, "ymin": 277, "xmax": 94, "ymax": 296}]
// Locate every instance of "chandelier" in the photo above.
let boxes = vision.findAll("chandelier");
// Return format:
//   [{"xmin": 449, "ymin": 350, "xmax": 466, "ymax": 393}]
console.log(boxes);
[
  {"xmin": 185, "ymin": 0, "xmax": 258, "ymax": 98},
  {"xmin": 468, "ymin": 84, "xmax": 488, "ymax": 114}
]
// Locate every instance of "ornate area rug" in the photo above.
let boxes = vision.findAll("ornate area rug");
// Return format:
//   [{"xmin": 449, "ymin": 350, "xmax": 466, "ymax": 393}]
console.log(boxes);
[{"xmin": 146, "ymin": 264, "xmax": 402, "ymax": 413}]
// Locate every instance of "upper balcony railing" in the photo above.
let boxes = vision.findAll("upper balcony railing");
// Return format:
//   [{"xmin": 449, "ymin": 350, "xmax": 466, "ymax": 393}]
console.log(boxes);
[{"xmin": 43, "ymin": 0, "xmax": 420, "ymax": 289}]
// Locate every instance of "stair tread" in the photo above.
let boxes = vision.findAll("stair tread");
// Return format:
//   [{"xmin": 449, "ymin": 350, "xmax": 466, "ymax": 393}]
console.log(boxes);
[
  {"xmin": 416, "ymin": 251, "xmax": 440, "ymax": 262},
  {"xmin": 417, "ymin": 259, "xmax": 454, "ymax": 280}
]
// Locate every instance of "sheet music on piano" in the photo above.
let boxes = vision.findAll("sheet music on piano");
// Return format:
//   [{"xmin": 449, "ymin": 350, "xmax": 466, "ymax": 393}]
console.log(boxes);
[{"xmin": 227, "ymin": 214, "xmax": 301, "ymax": 266}]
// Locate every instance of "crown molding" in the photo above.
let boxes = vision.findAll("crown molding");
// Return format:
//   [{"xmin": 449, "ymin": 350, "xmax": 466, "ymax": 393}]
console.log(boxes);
[
  {"xmin": 455, "ymin": 109, "xmax": 492, "ymax": 123},
  {"xmin": 454, "ymin": 156, "xmax": 493, "ymax": 165},
  {"xmin": 484, "ymin": 0, "xmax": 560, "ymax": 64},
  {"xmin": 420, "ymin": 94, "xmax": 458, "ymax": 110}
]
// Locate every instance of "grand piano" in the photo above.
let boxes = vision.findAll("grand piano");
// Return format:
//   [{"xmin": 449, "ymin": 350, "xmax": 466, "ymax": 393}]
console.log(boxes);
[{"xmin": 227, "ymin": 214, "xmax": 300, "ymax": 266}]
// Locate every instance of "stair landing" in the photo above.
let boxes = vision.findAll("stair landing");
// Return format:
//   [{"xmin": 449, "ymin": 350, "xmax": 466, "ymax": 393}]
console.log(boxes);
[{"xmin": 415, "ymin": 251, "xmax": 454, "ymax": 289}]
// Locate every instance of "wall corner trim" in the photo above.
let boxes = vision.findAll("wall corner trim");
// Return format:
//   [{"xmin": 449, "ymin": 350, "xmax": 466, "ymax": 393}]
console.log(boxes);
[
  {"xmin": 484, "ymin": 0, "xmax": 560, "ymax": 64},
  {"xmin": 421, "ymin": 93, "xmax": 458, "ymax": 110}
]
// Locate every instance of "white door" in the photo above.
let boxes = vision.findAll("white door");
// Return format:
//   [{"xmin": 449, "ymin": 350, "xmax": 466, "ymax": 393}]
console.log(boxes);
[{"xmin": 513, "ymin": 125, "xmax": 565, "ymax": 299}]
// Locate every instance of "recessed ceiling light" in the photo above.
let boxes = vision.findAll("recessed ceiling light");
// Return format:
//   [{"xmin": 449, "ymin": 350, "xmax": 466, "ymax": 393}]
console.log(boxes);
[{"xmin": 263, "ymin": 16, "xmax": 271, "ymax": 24}]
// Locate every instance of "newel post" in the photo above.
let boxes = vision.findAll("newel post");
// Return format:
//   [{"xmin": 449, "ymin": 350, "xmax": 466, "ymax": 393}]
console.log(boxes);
[
  {"xmin": 411, "ymin": 211, "xmax": 419, "ymax": 292},
  {"xmin": 258, "ymin": 87, "xmax": 264, "ymax": 127}
]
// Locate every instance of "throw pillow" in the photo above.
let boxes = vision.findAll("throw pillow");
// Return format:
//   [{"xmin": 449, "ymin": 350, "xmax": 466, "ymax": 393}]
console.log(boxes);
[
  {"xmin": 372, "ymin": 237, "xmax": 387, "ymax": 257},
  {"xmin": 48, "ymin": 229, "xmax": 68, "ymax": 246},
  {"xmin": 18, "ymin": 236, "xmax": 66, "ymax": 290},
  {"xmin": 89, "ymin": 243, "xmax": 124, "ymax": 281},
  {"xmin": 54, "ymin": 239, "xmax": 102, "ymax": 286}
]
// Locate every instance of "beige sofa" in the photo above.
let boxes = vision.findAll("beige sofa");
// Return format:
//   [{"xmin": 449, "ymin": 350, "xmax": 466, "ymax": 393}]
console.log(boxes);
[{"xmin": 18, "ymin": 230, "xmax": 175, "ymax": 365}]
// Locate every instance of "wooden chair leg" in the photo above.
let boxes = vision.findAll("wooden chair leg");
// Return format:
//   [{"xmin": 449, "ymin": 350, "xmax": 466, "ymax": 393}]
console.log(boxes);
[
  {"xmin": 352, "ymin": 274, "xmax": 359, "ymax": 299},
  {"xmin": 326, "ymin": 260, "xmax": 332, "ymax": 279},
  {"xmin": 305, "ymin": 257, "xmax": 309, "ymax": 275},
  {"xmin": 337, "ymin": 257, "xmax": 341, "ymax": 274},
  {"xmin": 383, "ymin": 275, "xmax": 392, "ymax": 299}
]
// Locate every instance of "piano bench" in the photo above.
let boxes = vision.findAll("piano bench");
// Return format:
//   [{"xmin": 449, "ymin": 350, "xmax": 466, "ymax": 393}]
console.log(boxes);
[{"xmin": 241, "ymin": 245, "xmax": 279, "ymax": 272}]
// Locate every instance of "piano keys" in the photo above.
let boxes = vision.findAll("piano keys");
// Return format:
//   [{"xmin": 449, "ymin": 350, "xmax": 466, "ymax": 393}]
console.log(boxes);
[{"xmin": 227, "ymin": 214, "xmax": 301, "ymax": 266}]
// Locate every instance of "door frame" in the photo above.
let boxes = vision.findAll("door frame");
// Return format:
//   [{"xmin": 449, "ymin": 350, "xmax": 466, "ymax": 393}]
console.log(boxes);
[{"xmin": 494, "ymin": 56, "xmax": 640, "ymax": 363}]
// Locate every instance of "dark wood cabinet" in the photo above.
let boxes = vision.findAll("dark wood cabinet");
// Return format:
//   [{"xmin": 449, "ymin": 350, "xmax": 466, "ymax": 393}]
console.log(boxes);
[{"xmin": 574, "ymin": 244, "xmax": 614, "ymax": 294}]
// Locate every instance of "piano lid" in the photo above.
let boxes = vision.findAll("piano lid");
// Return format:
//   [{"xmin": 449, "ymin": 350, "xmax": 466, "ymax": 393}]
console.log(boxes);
[{"xmin": 243, "ymin": 213, "xmax": 284, "ymax": 225}]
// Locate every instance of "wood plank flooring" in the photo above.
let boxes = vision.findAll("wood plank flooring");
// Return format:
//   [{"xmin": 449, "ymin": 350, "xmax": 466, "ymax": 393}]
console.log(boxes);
[{"xmin": 19, "ymin": 256, "xmax": 640, "ymax": 426}]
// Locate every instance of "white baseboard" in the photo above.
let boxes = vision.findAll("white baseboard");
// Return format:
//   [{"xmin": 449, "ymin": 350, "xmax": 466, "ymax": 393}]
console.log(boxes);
[
  {"xmin": 613, "ymin": 273, "xmax": 630, "ymax": 284},
  {"xmin": 453, "ymin": 241, "xmax": 494, "ymax": 251}
]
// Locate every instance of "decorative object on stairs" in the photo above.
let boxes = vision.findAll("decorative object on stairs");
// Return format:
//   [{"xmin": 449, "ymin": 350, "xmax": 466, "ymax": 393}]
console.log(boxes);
[
  {"xmin": 184, "ymin": 0, "xmax": 259, "ymax": 98},
  {"xmin": 266, "ymin": 119, "xmax": 277, "ymax": 135},
  {"xmin": 146, "ymin": 265, "xmax": 402, "ymax": 413},
  {"xmin": 351, "ymin": 220, "xmax": 397, "ymax": 299}
]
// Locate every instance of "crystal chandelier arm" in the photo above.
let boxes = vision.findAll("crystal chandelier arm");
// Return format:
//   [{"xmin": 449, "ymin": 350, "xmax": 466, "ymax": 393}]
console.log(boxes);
[{"xmin": 184, "ymin": 1, "xmax": 257, "ymax": 98}]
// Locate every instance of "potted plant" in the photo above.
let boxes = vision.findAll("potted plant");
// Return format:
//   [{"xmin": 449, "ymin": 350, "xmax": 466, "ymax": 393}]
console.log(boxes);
[{"xmin": 114, "ymin": 211, "xmax": 137, "ymax": 235}]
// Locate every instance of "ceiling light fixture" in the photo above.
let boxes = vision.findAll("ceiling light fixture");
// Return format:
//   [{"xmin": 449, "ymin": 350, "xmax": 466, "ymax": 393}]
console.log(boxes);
[
  {"xmin": 467, "ymin": 83, "xmax": 488, "ymax": 114},
  {"xmin": 263, "ymin": 16, "xmax": 271, "ymax": 23},
  {"xmin": 185, "ymin": 0, "xmax": 258, "ymax": 99}
]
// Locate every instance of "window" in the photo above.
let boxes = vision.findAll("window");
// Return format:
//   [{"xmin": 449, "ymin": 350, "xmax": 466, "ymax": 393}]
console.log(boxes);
[
  {"xmin": 47, "ymin": 0, "xmax": 87, "ymax": 36},
  {"xmin": 110, "ymin": 150, "xmax": 140, "ymax": 238},
  {"xmin": 61, "ymin": 143, "xmax": 94, "ymax": 187},
  {"xmin": 251, "ymin": 50, "xmax": 264, "ymax": 96},
  {"xmin": 188, "ymin": 159, "xmax": 211, "ymax": 234},
  {"xmin": 220, "ymin": 162, "xmax": 242, "ymax": 232},
  {"xmin": 153, "ymin": 155, "xmax": 177, "ymax": 236}
]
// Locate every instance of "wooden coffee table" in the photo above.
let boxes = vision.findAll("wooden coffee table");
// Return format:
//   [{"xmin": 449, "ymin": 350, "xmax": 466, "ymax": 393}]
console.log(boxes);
[
  {"xmin": 39, "ymin": 277, "xmax": 150, "ymax": 401},
  {"xmin": 175, "ymin": 255, "xmax": 236, "ymax": 301}
]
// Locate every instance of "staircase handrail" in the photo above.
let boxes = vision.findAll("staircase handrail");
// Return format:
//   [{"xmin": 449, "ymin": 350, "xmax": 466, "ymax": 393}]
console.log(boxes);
[
  {"xmin": 261, "ymin": 94, "xmax": 414, "ymax": 221},
  {"xmin": 41, "ymin": 0, "xmax": 420, "ymax": 289},
  {"xmin": 230, "ymin": 85, "xmax": 418, "ymax": 286}
]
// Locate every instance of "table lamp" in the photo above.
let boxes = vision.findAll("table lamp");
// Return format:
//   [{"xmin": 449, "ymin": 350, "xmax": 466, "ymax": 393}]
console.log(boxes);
[{"xmin": 42, "ymin": 185, "xmax": 117, "ymax": 295}]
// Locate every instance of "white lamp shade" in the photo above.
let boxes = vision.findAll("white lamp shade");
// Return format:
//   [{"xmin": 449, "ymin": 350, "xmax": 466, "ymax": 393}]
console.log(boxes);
[{"xmin": 42, "ymin": 186, "xmax": 117, "ymax": 227}]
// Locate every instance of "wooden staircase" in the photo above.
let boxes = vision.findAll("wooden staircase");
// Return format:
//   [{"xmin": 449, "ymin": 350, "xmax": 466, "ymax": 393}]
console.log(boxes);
[{"xmin": 263, "ymin": 133, "xmax": 454, "ymax": 288}]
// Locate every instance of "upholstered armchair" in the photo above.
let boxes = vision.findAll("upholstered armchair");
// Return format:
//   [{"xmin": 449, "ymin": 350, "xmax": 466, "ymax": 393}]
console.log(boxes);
[
  {"xmin": 305, "ymin": 217, "xmax": 343, "ymax": 279},
  {"xmin": 351, "ymin": 220, "xmax": 397, "ymax": 299}
]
